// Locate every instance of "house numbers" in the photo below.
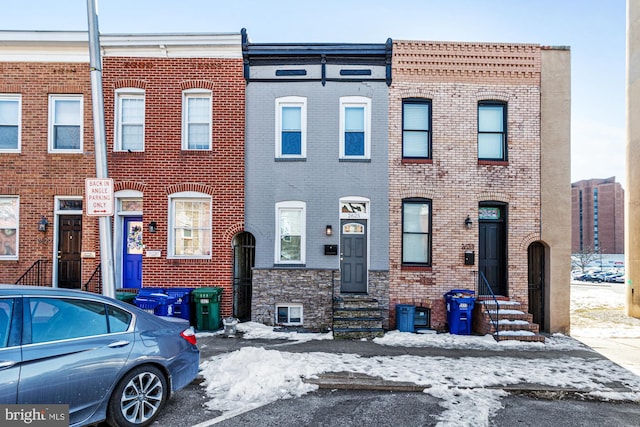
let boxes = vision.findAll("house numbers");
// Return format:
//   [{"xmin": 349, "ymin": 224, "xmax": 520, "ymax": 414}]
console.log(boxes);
[{"xmin": 461, "ymin": 244, "xmax": 474, "ymax": 251}]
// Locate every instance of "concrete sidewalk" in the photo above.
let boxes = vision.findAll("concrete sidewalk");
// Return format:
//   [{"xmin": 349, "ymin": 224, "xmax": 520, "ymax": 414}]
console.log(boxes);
[{"xmin": 196, "ymin": 331, "xmax": 640, "ymax": 397}]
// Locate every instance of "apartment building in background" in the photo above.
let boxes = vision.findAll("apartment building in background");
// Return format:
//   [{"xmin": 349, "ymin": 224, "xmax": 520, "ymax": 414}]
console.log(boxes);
[{"xmin": 571, "ymin": 177, "xmax": 625, "ymax": 255}]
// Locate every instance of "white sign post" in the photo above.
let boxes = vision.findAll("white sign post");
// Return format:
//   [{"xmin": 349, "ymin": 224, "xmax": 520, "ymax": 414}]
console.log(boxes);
[{"xmin": 85, "ymin": 178, "xmax": 114, "ymax": 216}]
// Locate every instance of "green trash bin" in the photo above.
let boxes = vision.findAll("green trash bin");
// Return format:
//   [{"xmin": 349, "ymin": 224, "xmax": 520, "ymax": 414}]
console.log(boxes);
[
  {"xmin": 192, "ymin": 287, "xmax": 223, "ymax": 331},
  {"xmin": 116, "ymin": 291, "xmax": 137, "ymax": 304}
]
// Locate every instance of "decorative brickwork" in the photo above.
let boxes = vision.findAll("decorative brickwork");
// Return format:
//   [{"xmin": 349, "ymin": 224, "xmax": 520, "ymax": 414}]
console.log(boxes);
[{"xmin": 389, "ymin": 41, "xmax": 543, "ymax": 330}]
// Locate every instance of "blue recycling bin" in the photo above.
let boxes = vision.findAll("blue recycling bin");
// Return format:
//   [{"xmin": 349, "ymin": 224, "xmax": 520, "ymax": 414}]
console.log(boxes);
[
  {"xmin": 444, "ymin": 289, "xmax": 475, "ymax": 335},
  {"xmin": 396, "ymin": 304, "xmax": 416, "ymax": 332},
  {"xmin": 134, "ymin": 292, "xmax": 177, "ymax": 317},
  {"xmin": 165, "ymin": 288, "xmax": 194, "ymax": 321}
]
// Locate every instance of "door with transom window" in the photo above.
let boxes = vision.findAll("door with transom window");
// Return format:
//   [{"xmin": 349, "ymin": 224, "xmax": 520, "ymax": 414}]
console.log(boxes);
[{"xmin": 340, "ymin": 219, "xmax": 367, "ymax": 293}]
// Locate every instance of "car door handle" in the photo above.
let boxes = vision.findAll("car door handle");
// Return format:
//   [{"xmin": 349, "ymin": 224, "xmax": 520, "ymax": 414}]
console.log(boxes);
[
  {"xmin": 0, "ymin": 360, "xmax": 17, "ymax": 369},
  {"xmin": 108, "ymin": 340, "xmax": 131, "ymax": 348}
]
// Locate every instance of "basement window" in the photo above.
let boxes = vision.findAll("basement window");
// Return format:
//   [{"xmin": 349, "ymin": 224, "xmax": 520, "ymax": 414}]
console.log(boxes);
[{"xmin": 276, "ymin": 304, "xmax": 303, "ymax": 325}]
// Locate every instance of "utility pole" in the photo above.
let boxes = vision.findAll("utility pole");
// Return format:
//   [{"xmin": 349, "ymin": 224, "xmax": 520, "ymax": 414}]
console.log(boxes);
[{"xmin": 86, "ymin": 0, "xmax": 116, "ymax": 298}]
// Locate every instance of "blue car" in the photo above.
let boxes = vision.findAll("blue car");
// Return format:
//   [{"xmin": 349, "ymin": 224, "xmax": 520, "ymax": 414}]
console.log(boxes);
[{"xmin": 0, "ymin": 285, "xmax": 199, "ymax": 427}]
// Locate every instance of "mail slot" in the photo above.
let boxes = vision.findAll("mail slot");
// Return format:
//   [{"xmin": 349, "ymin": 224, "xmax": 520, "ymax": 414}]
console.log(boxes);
[{"xmin": 464, "ymin": 250, "xmax": 475, "ymax": 265}]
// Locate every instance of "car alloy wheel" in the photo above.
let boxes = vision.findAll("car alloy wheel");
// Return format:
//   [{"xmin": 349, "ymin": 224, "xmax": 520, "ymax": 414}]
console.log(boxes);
[{"xmin": 108, "ymin": 365, "xmax": 167, "ymax": 427}]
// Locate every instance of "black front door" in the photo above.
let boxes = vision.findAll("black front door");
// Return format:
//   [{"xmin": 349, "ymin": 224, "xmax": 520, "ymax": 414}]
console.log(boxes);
[
  {"xmin": 478, "ymin": 206, "xmax": 506, "ymax": 295},
  {"xmin": 528, "ymin": 242, "xmax": 545, "ymax": 330},
  {"xmin": 233, "ymin": 232, "xmax": 255, "ymax": 321},
  {"xmin": 340, "ymin": 220, "xmax": 367, "ymax": 293},
  {"xmin": 58, "ymin": 215, "xmax": 82, "ymax": 289}
]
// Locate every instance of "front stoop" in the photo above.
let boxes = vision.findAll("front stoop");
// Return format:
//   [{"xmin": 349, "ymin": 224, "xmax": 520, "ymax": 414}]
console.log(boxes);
[
  {"xmin": 333, "ymin": 296, "xmax": 385, "ymax": 339},
  {"xmin": 473, "ymin": 299, "xmax": 545, "ymax": 343}
]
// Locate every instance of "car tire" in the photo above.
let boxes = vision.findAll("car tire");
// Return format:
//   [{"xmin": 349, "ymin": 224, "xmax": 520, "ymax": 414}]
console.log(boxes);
[{"xmin": 107, "ymin": 365, "xmax": 168, "ymax": 427}]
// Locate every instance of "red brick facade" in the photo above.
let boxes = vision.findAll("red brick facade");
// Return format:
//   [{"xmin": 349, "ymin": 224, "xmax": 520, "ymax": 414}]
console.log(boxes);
[{"xmin": 0, "ymin": 60, "xmax": 100, "ymax": 285}]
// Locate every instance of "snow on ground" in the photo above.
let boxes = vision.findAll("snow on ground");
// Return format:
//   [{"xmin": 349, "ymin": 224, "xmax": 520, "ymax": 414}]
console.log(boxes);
[{"xmin": 196, "ymin": 283, "xmax": 640, "ymax": 427}]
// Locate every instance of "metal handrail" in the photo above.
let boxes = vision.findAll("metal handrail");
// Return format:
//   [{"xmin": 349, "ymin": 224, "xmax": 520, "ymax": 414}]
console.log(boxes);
[
  {"xmin": 15, "ymin": 260, "xmax": 51, "ymax": 287},
  {"xmin": 83, "ymin": 264, "xmax": 102, "ymax": 294},
  {"xmin": 477, "ymin": 271, "xmax": 500, "ymax": 341}
]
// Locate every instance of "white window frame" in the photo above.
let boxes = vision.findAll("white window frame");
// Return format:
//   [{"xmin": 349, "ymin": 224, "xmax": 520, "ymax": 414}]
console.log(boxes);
[
  {"xmin": 0, "ymin": 196, "xmax": 19, "ymax": 260},
  {"xmin": 0, "ymin": 94, "xmax": 21, "ymax": 153},
  {"xmin": 275, "ymin": 303, "xmax": 303, "ymax": 325},
  {"xmin": 339, "ymin": 96, "xmax": 371, "ymax": 159},
  {"xmin": 48, "ymin": 94, "xmax": 83, "ymax": 153},
  {"xmin": 114, "ymin": 88, "xmax": 145, "ymax": 152},
  {"xmin": 182, "ymin": 89, "xmax": 212, "ymax": 151},
  {"xmin": 275, "ymin": 201, "xmax": 306, "ymax": 264},
  {"xmin": 275, "ymin": 96, "xmax": 307, "ymax": 158},
  {"xmin": 168, "ymin": 192, "xmax": 212, "ymax": 259}
]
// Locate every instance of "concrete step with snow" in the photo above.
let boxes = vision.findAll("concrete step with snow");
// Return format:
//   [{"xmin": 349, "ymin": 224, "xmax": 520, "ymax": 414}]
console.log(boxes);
[{"xmin": 473, "ymin": 298, "xmax": 545, "ymax": 343}]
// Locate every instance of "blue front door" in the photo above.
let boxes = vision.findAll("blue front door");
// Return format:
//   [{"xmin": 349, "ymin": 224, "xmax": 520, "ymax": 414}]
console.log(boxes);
[{"xmin": 123, "ymin": 217, "xmax": 143, "ymax": 288}]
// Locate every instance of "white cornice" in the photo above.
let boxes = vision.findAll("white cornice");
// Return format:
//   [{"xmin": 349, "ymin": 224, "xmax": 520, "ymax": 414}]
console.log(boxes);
[{"xmin": 0, "ymin": 31, "xmax": 242, "ymax": 62}]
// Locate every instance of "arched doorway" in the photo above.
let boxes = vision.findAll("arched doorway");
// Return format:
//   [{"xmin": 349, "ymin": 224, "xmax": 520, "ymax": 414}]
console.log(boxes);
[
  {"xmin": 232, "ymin": 232, "xmax": 255, "ymax": 321},
  {"xmin": 528, "ymin": 241, "xmax": 546, "ymax": 331}
]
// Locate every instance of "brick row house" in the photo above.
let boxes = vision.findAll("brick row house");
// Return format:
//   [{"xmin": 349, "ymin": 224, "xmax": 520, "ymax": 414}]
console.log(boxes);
[
  {"xmin": 0, "ymin": 30, "xmax": 571, "ymax": 336},
  {"xmin": 389, "ymin": 41, "xmax": 571, "ymax": 336},
  {"xmin": 0, "ymin": 31, "xmax": 246, "ymax": 320}
]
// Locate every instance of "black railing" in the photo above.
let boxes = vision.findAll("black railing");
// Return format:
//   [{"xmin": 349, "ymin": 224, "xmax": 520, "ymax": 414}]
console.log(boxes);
[
  {"xmin": 15, "ymin": 260, "xmax": 51, "ymax": 287},
  {"xmin": 476, "ymin": 271, "xmax": 500, "ymax": 341},
  {"xmin": 83, "ymin": 264, "xmax": 102, "ymax": 294}
]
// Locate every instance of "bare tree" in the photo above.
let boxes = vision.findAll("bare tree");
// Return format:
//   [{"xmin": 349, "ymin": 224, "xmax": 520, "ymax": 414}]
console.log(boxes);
[{"xmin": 572, "ymin": 244, "xmax": 600, "ymax": 273}]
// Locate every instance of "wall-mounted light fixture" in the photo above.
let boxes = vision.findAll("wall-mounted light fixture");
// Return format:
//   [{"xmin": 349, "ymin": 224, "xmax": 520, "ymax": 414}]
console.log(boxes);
[
  {"xmin": 148, "ymin": 221, "xmax": 158, "ymax": 233},
  {"xmin": 325, "ymin": 225, "xmax": 333, "ymax": 236},
  {"xmin": 38, "ymin": 216, "xmax": 49, "ymax": 232},
  {"xmin": 464, "ymin": 216, "xmax": 473, "ymax": 230}
]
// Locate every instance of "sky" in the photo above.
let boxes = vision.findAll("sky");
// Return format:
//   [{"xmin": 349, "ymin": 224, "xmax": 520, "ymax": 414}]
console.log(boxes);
[
  {"xmin": 191, "ymin": 281, "xmax": 640, "ymax": 427},
  {"xmin": 0, "ymin": 0, "xmax": 627, "ymax": 187}
]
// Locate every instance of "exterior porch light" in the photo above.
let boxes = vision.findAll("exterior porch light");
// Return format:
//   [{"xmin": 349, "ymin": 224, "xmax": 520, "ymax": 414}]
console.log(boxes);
[
  {"xmin": 325, "ymin": 225, "xmax": 333, "ymax": 236},
  {"xmin": 148, "ymin": 221, "xmax": 158, "ymax": 233},
  {"xmin": 38, "ymin": 216, "xmax": 49, "ymax": 232},
  {"xmin": 464, "ymin": 216, "xmax": 473, "ymax": 229}
]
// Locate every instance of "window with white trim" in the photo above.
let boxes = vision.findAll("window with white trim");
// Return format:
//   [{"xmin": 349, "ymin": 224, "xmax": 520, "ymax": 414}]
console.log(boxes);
[
  {"xmin": 0, "ymin": 94, "xmax": 21, "ymax": 153},
  {"xmin": 276, "ymin": 304, "xmax": 303, "ymax": 325},
  {"xmin": 48, "ymin": 95, "xmax": 83, "ymax": 153},
  {"xmin": 182, "ymin": 90, "xmax": 212, "ymax": 150},
  {"xmin": 339, "ymin": 96, "xmax": 371, "ymax": 159},
  {"xmin": 275, "ymin": 201, "xmax": 306, "ymax": 264},
  {"xmin": 0, "ymin": 196, "xmax": 19, "ymax": 260},
  {"xmin": 169, "ymin": 192, "xmax": 212, "ymax": 258},
  {"xmin": 478, "ymin": 101, "xmax": 507, "ymax": 160},
  {"xmin": 115, "ymin": 89, "xmax": 145, "ymax": 152},
  {"xmin": 276, "ymin": 96, "xmax": 306, "ymax": 158}
]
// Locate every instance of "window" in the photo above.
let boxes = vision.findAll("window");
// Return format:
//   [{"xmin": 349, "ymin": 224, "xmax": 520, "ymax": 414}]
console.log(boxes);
[
  {"xmin": 402, "ymin": 199, "xmax": 431, "ymax": 265},
  {"xmin": 0, "ymin": 196, "xmax": 19, "ymax": 260},
  {"xmin": 29, "ymin": 298, "xmax": 110, "ymax": 343},
  {"xmin": 0, "ymin": 298, "xmax": 14, "ymax": 348},
  {"xmin": 276, "ymin": 96, "xmax": 306, "ymax": 158},
  {"xmin": 340, "ymin": 96, "xmax": 371, "ymax": 159},
  {"xmin": 49, "ymin": 95, "xmax": 83, "ymax": 152},
  {"xmin": 402, "ymin": 99, "xmax": 431, "ymax": 159},
  {"xmin": 182, "ymin": 90, "xmax": 212, "ymax": 150},
  {"xmin": 275, "ymin": 201, "xmax": 306, "ymax": 264},
  {"xmin": 169, "ymin": 192, "xmax": 212, "ymax": 258},
  {"xmin": 276, "ymin": 304, "xmax": 303, "ymax": 325},
  {"xmin": 115, "ymin": 89, "xmax": 145, "ymax": 151},
  {"xmin": 478, "ymin": 101, "xmax": 507, "ymax": 160},
  {"xmin": 0, "ymin": 94, "xmax": 21, "ymax": 152}
]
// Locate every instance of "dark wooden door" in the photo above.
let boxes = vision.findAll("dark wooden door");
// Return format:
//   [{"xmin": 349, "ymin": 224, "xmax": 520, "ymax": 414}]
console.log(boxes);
[
  {"xmin": 528, "ymin": 242, "xmax": 545, "ymax": 331},
  {"xmin": 479, "ymin": 216, "xmax": 506, "ymax": 295},
  {"xmin": 340, "ymin": 220, "xmax": 367, "ymax": 293},
  {"xmin": 58, "ymin": 215, "xmax": 82, "ymax": 289}
]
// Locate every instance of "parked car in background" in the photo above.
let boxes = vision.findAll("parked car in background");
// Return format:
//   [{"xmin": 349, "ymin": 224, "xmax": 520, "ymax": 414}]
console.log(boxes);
[{"xmin": 0, "ymin": 285, "xmax": 199, "ymax": 427}]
